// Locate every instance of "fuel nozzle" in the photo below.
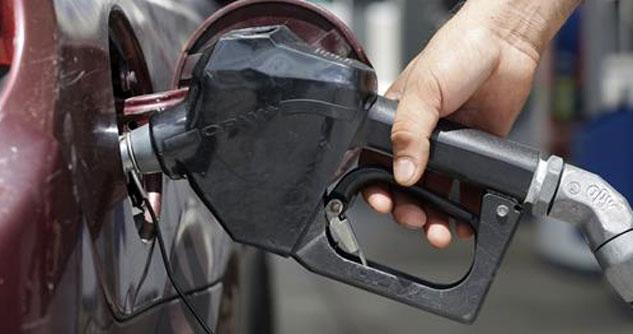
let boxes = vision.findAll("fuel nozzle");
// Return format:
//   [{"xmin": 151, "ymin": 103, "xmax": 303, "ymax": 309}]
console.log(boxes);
[
  {"xmin": 518, "ymin": 156, "xmax": 633, "ymax": 304},
  {"xmin": 118, "ymin": 20, "xmax": 633, "ymax": 323},
  {"xmin": 596, "ymin": 232, "xmax": 633, "ymax": 304},
  {"xmin": 120, "ymin": 124, "xmax": 162, "ymax": 176},
  {"xmin": 547, "ymin": 165, "xmax": 633, "ymax": 303}
]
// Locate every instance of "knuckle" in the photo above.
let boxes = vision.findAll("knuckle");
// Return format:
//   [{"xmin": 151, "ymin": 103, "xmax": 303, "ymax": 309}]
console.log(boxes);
[
  {"xmin": 391, "ymin": 117, "xmax": 427, "ymax": 142},
  {"xmin": 391, "ymin": 128, "xmax": 430, "ymax": 154},
  {"xmin": 411, "ymin": 75, "xmax": 443, "ymax": 112},
  {"xmin": 392, "ymin": 208, "xmax": 406, "ymax": 223},
  {"xmin": 390, "ymin": 127, "xmax": 419, "ymax": 146}
]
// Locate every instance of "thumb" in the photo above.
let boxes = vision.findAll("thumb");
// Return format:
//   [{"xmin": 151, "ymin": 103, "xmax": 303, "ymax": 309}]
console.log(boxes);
[
  {"xmin": 391, "ymin": 27, "xmax": 500, "ymax": 186},
  {"xmin": 390, "ymin": 68, "xmax": 441, "ymax": 186}
]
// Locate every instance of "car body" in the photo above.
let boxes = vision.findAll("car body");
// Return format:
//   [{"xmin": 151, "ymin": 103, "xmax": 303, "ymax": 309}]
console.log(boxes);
[{"xmin": 0, "ymin": 0, "xmax": 270, "ymax": 333}]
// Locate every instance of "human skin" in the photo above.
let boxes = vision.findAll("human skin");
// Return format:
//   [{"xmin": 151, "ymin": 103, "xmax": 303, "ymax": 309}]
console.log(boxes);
[{"xmin": 363, "ymin": 0, "xmax": 582, "ymax": 248}]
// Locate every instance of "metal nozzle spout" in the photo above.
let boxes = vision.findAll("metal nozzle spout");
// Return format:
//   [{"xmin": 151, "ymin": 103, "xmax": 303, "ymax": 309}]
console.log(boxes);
[
  {"xmin": 119, "ymin": 124, "xmax": 161, "ymax": 175},
  {"xmin": 549, "ymin": 165, "xmax": 633, "ymax": 250},
  {"xmin": 595, "ymin": 230, "xmax": 633, "ymax": 303},
  {"xmin": 548, "ymin": 164, "xmax": 633, "ymax": 304}
]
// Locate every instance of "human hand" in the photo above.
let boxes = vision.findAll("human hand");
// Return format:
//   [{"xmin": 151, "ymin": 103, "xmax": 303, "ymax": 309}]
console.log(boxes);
[{"xmin": 363, "ymin": 0, "xmax": 580, "ymax": 248}]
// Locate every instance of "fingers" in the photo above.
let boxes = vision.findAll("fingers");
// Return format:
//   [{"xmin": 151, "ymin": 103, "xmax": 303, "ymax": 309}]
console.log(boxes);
[
  {"xmin": 391, "ymin": 24, "xmax": 502, "ymax": 187},
  {"xmin": 362, "ymin": 185, "xmax": 393, "ymax": 214},
  {"xmin": 360, "ymin": 140, "xmax": 477, "ymax": 246},
  {"xmin": 392, "ymin": 192, "xmax": 427, "ymax": 230},
  {"xmin": 385, "ymin": 54, "xmax": 420, "ymax": 100},
  {"xmin": 363, "ymin": 182, "xmax": 475, "ymax": 247},
  {"xmin": 390, "ymin": 60, "xmax": 440, "ymax": 186},
  {"xmin": 421, "ymin": 174, "xmax": 453, "ymax": 248},
  {"xmin": 422, "ymin": 173, "xmax": 474, "ymax": 245},
  {"xmin": 362, "ymin": 165, "xmax": 477, "ymax": 247},
  {"xmin": 455, "ymin": 223, "xmax": 474, "ymax": 240},
  {"xmin": 360, "ymin": 164, "xmax": 430, "ymax": 233},
  {"xmin": 454, "ymin": 182, "xmax": 479, "ymax": 240},
  {"xmin": 389, "ymin": 55, "xmax": 440, "ymax": 187},
  {"xmin": 424, "ymin": 207, "xmax": 452, "ymax": 248},
  {"xmin": 359, "ymin": 150, "xmax": 394, "ymax": 214}
]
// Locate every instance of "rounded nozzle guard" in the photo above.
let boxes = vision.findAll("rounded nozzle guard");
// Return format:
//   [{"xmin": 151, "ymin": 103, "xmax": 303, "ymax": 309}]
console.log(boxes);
[
  {"xmin": 596, "ymin": 230, "xmax": 633, "ymax": 303},
  {"xmin": 549, "ymin": 164, "xmax": 633, "ymax": 304}
]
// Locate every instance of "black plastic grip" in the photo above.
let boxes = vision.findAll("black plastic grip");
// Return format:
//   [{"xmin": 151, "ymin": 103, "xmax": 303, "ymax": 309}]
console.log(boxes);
[
  {"xmin": 294, "ymin": 191, "xmax": 522, "ymax": 323},
  {"xmin": 328, "ymin": 166, "xmax": 478, "ymax": 228},
  {"xmin": 364, "ymin": 96, "xmax": 541, "ymax": 201}
]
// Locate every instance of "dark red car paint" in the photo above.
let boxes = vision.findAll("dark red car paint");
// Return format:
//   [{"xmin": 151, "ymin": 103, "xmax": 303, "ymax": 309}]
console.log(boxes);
[
  {"xmin": 0, "ymin": 1, "xmax": 232, "ymax": 332},
  {"xmin": 0, "ymin": 0, "xmax": 360, "ymax": 332}
]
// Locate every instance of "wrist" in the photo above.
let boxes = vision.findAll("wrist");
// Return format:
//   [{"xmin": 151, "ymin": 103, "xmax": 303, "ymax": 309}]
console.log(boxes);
[{"xmin": 458, "ymin": 0, "xmax": 581, "ymax": 61}]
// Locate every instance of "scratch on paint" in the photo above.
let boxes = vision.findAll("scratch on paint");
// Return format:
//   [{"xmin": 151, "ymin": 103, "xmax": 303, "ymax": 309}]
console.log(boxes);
[{"xmin": 64, "ymin": 70, "xmax": 85, "ymax": 86}]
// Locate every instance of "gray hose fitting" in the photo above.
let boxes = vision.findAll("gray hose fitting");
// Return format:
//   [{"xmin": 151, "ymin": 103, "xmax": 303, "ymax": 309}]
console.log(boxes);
[
  {"xmin": 524, "ymin": 155, "xmax": 564, "ymax": 216},
  {"xmin": 119, "ymin": 124, "xmax": 162, "ymax": 175}
]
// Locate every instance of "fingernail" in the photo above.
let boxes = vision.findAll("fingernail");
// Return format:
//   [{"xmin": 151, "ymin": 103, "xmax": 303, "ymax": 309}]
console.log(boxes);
[
  {"xmin": 394, "ymin": 157, "xmax": 416, "ymax": 185},
  {"xmin": 427, "ymin": 224, "xmax": 451, "ymax": 249},
  {"xmin": 402, "ymin": 222, "xmax": 421, "ymax": 230}
]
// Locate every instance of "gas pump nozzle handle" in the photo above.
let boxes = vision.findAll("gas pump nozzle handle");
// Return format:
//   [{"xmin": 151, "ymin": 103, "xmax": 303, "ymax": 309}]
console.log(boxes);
[
  {"xmin": 364, "ymin": 96, "xmax": 542, "ymax": 202},
  {"xmin": 120, "ymin": 24, "xmax": 633, "ymax": 323},
  {"xmin": 363, "ymin": 95, "xmax": 633, "ymax": 305},
  {"xmin": 364, "ymin": 97, "xmax": 570, "ymax": 225}
]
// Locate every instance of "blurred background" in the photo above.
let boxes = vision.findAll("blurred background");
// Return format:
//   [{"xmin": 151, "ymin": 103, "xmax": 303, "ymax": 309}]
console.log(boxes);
[{"xmin": 270, "ymin": 0, "xmax": 633, "ymax": 333}]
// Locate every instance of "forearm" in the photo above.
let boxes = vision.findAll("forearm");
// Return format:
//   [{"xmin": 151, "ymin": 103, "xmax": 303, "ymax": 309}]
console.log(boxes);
[{"xmin": 456, "ymin": 0, "xmax": 582, "ymax": 60}]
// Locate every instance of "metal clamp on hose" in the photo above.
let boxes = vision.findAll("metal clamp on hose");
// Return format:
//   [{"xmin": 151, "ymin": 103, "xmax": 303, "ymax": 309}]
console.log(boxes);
[
  {"xmin": 524, "ymin": 155, "xmax": 564, "ymax": 216},
  {"xmin": 119, "ymin": 124, "xmax": 161, "ymax": 175}
]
